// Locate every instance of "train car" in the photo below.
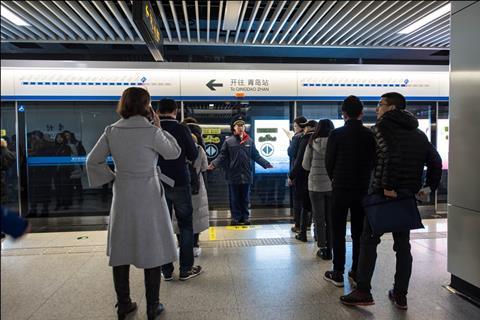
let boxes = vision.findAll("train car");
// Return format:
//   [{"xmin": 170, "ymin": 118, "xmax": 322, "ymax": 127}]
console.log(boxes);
[{"xmin": 0, "ymin": 60, "xmax": 449, "ymax": 226}]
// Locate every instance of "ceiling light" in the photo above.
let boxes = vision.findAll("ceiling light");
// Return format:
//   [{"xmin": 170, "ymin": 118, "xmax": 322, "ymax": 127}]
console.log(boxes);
[
  {"xmin": 223, "ymin": 1, "xmax": 243, "ymax": 31},
  {"xmin": 398, "ymin": 3, "xmax": 451, "ymax": 34},
  {"xmin": 1, "ymin": 5, "xmax": 30, "ymax": 26}
]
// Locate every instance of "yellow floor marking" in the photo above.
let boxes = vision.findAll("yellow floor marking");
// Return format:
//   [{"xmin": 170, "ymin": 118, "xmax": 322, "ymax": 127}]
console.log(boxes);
[{"xmin": 209, "ymin": 227, "xmax": 217, "ymax": 240}]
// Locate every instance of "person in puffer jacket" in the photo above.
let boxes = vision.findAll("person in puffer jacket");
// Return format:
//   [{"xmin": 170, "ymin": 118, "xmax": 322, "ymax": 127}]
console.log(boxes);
[
  {"xmin": 208, "ymin": 116, "xmax": 273, "ymax": 225},
  {"xmin": 302, "ymin": 119, "xmax": 335, "ymax": 260},
  {"xmin": 341, "ymin": 92, "xmax": 442, "ymax": 309}
]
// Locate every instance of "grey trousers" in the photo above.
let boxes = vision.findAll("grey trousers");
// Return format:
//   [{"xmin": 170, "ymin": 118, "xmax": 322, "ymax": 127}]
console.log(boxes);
[{"xmin": 309, "ymin": 191, "xmax": 332, "ymax": 248}]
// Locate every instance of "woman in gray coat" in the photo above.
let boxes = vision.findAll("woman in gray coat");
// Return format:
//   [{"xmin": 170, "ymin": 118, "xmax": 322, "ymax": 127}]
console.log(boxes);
[
  {"xmin": 302, "ymin": 119, "xmax": 335, "ymax": 260},
  {"xmin": 86, "ymin": 88, "xmax": 181, "ymax": 320}
]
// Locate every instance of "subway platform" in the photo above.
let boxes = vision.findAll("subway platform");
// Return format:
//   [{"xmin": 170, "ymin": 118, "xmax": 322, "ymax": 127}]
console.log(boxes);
[{"xmin": 1, "ymin": 219, "xmax": 478, "ymax": 320}]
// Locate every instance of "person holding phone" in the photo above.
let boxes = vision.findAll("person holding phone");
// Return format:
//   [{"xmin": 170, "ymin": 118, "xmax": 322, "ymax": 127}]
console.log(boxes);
[{"xmin": 87, "ymin": 87, "xmax": 181, "ymax": 320}]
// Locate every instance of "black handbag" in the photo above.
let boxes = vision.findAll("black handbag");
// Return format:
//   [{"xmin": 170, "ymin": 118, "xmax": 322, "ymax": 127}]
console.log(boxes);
[{"xmin": 362, "ymin": 191, "xmax": 424, "ymax": 234}]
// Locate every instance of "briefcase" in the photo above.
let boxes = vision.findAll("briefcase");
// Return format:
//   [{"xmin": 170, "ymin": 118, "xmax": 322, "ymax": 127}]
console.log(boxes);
[{"xmin": 362, "ymin": 191, "xmax": 424, "ymax": 234}]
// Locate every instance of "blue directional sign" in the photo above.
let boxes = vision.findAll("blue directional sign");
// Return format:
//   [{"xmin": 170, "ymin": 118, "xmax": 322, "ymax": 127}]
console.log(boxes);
[
  {"xmin": 260, "ymin": 143, "xmax": 274, "ymax": 157},
  {"xmin": 205, "ymin": 144, "xmax": 219, "ymax": 158},
  {"xmin": 18, "ymin": 105, "xmax": 25, "ymax": 112}
]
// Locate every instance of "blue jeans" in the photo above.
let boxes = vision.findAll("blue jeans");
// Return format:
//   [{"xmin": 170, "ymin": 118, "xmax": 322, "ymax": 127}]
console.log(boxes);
[
  {"xmin": 161, "ymin": 184, "xmax": 194, "ymax": 274},
  {"xmin": 228, "ymin": 184, "xmax": 250, "ymax": 221}
]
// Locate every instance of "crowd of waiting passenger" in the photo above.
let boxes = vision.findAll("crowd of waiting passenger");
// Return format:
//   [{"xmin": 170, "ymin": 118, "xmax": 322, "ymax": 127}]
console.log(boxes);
[{"xmin": 1, "ymin": 87, "xmax": 442, "ymax": 319}]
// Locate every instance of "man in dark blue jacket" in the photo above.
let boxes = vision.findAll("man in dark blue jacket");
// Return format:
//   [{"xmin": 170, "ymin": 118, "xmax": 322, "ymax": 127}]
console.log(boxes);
[
  {"xmin": 156, "ymin": 99, "xmax": 202, "ymax": 281},
  {"xmin": 208, "ymin": 116, "xmax": 272, "ymax": 225}
]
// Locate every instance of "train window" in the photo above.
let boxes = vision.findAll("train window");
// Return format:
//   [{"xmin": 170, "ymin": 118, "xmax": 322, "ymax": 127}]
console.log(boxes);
[
  {"xmin": 22, "ymin": 101, "xmax": 119, "ymax": 218},
  {"xmin": 1, "ymin": 102, "xmax": 19, "ymax": 212}
]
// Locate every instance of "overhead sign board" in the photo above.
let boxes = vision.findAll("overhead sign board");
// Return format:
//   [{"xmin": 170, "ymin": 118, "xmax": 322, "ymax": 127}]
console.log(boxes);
[
  {"xmin": 1, "ymin": 66, "xmax": 449, "ymax": 99},
  {"xmin": 181, "ymin": 70, "xmax": 298, "ymax": 97},
  {"xmin": 133, "ymin": 1, "xmax": 164, "ymax": 62}
]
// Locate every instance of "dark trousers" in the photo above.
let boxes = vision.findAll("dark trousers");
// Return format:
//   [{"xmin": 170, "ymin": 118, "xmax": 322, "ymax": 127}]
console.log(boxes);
[
  {"xmin": 194, "ymin": 233, "xmax": 200, "ymax": 247},
  {"xmin": 331, "ymin": 188, "xmax": 367, "ymax": 272},
  {"xmin": 162, "ymin": 184, "xmax": 194, "ymax": 274},
  {"xmin": 291, "ymin": 185, "xmax": 301, "ymax": 227},
  {"xmin": 357, "ymin": 216, "xmax": 412, "ymax": 295},
  {"xmin": 296, "ymin": 186, "xmax": 312, "ymax": 235},
  {"xmin": 310, "ymin": 191, "xmax": 332, "ymax": 249},
  {"xmin": 228, "ymin": 184, "xmax": 250, "ymax": 221},
  {"xmin": 113, "ymin": 265, "xmax": 161, "ymax": 311}
]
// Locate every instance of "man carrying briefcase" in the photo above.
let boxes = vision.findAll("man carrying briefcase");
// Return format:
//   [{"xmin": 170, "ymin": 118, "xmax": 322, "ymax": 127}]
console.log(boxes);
[{"xmin": 340, "ymin": 92, "xmax": 442, "ymax": 310}]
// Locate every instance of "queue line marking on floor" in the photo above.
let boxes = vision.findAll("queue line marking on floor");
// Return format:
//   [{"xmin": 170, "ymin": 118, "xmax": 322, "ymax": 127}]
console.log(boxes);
[{"xmin": 225, "ymin": 225, "xmax": 262, "ymax": 231}]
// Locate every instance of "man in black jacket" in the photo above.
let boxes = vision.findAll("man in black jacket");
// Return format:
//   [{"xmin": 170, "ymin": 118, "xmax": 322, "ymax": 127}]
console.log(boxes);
[
  {"xmin": 156, "ymin": 99, "xmax": 202, "ymax": 281},
  {"xmin": 289, "ymin": 120, "xmax": 317, "ymax": 242},
  {"xmin": 208, "ymin": 116, "xmax": 272, "ymax": 225},
  {"xmin": 324, "ymin": 96, "xmax": 376, "ymax": 287},
  {"xmin": 341, "ymin": 92, "xmax": 442, "ymax": 309},
  {"xmin": 288, "ymin": 116, "xmax": 307, "ymax": 233}
]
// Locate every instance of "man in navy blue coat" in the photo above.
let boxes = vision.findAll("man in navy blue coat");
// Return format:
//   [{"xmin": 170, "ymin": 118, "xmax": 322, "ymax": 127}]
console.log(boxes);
[{"xmin": 208, "ymin": 116, "xmax": 272, "ymax": 225}]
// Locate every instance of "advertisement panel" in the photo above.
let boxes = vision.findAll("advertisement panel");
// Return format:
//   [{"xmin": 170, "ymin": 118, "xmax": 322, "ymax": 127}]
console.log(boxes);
[{"xmin": 253, "ymin": 119, "xmax": 290, "ymax": 174}]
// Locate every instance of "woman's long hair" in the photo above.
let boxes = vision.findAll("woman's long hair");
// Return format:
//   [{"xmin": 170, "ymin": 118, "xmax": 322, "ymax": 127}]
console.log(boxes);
[{"xmin": 309, "ymin": 119, "xmax": 334, "ymax": 146}]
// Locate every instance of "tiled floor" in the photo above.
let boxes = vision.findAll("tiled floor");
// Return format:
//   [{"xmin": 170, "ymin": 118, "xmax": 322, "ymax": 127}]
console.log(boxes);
[{"xmin": 1, "ymin": 219, "xmax": 478, "ymax": 319}]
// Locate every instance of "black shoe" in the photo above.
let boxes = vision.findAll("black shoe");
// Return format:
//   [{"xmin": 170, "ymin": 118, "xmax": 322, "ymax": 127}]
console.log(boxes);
[
  {"xmin": 388, "ymin": 289, "xmax": 408, "ymax": 310},
  {"xmin": 340, "ymin": 289, "xmax": 375, "ymax": 306},
  {"xmin": 116, "ymin": 301, "xmax": 137, "ymax": 320},
  {"xmin": 291, "ymin": 226, "xmax": 300, "ymax": 233},
  {"xmin": 147, "ymin": 303, "xmax": 165, "ymax": 320},
  {"xmin": 295, "ymin": 233, "xmax": 307, "ymax": 242},
  {"xmin": 243, "ymin": 219, "xmax": 251, "ymax": 225},
  {"xmin": 162, "ymin": 272, "xmax": 174, "ymax": 281},
  {"xmin": 348, "ymin": 271, "xmax": 357, "ymax": 287},
  {"xmin": 231, "ymin": 219, "xmax": 240, "ymax": 226},
  {"xmin": 179, "ymin": 266, "xmax": 203, "ymax": 281},
  {"xmin": 323, "ymin": 270, "xmax": 344, "ymax": 287},
  {"xmin": 317, "ymin": 248, "xmax": 332, "ymax": 260}
]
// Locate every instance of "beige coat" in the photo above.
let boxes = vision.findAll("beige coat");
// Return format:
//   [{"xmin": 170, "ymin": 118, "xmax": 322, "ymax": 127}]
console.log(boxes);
[{"xmin": 86, "ymin": 116, "xmax": 181, "ymax": 269}]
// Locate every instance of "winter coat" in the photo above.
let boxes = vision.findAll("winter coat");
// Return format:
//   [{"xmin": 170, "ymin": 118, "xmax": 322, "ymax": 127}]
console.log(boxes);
[
  {"xmin": 371, "ymin": 109, "xmax": 442, "ymax": 193},
  {"xmin": 86, "ymin": 115, "xmax": 181, "ymax": 269},
  {"xmin": 157, "ymin": 117, "xmax": 198, "ymax": 187},
  {"xmin": 288, "ymin": 132, "xmax": 303, "ymax": 167},
  {"xmin": 289, "ymin": 130, "xmax": 314, "ymax": 193},
  {"xmin": 325, "ymin": 119, "xmax": 376, "ymax": 190},
  {"xmin": 212, "ymin": 134, "xmax": 270, "ymax": 185},
  {"xmin": 302, "ymin": 137, "xmax": 332, "ymax": 193},
  {"xmin": 173, "ymin": 145, "xmax": 210, "ymax": 234}
]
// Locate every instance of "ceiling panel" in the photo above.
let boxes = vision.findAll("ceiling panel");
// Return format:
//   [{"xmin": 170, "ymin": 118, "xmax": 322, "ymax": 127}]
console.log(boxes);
[{"xmin": 0, "ymin": 0, "xmax": 451, "ymax": 49}]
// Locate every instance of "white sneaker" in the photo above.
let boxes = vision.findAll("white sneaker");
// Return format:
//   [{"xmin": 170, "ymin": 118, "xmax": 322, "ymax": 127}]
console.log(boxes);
[{"xmin": 193, "ymin": 247, "xmax": 202, "ymax": 257}]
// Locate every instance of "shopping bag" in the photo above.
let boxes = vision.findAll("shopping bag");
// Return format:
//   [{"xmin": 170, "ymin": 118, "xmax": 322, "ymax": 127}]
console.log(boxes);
[{"xmin": 362, "ymin": 191, "xmax": 424, "ymax": 234}]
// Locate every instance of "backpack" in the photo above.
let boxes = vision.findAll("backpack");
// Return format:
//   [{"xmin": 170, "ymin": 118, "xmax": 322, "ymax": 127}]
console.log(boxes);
[{"xmin": 189, "ymin": 162, "xmax": 201, "ymax": 195}]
